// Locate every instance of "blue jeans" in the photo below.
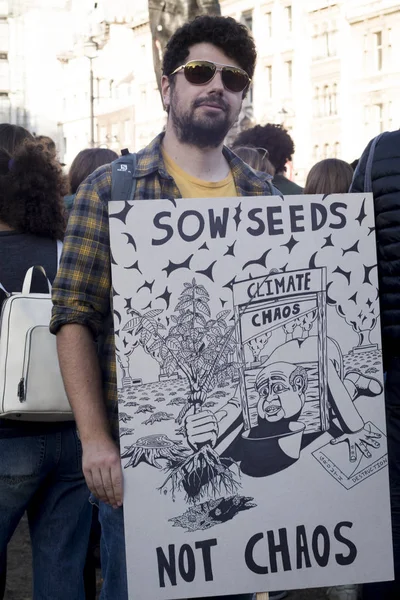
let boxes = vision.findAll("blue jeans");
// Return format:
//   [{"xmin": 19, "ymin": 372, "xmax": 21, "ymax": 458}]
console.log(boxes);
[
  {"xmin": 0, "ymin": 424, "xmax": 91, "ymax": 600},
  {"xmin": 363, "ymin": 358, "xmax": 400, "ymax": 599}
]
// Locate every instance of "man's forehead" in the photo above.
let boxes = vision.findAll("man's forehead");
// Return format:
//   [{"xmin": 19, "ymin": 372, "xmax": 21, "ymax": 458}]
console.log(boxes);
[{"xmin": 187, "ymin": 42, "xmax": 240, "ymax": 68}]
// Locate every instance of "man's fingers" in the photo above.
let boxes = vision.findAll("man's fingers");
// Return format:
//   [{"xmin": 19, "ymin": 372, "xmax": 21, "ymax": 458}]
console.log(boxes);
[
  {"xmin": 189, "ymin": 411, "xmax": 214, "ymax": 424},
  {"xmin": 100, "ymin": 469, "xmax": 118, "ymax": 508},
  {"xmin": 330, "ymin": 435, "xmax": 345, "ymax": 445},
  {"xmin": 83, "ymin": 469, "xmax": 97, "ymax": 498},
  {"xmin": 362, "ymin": 437, "xmax": 380, "ymax": 449},
  {"xmin": 348, "ymin": 441, "xmax": 357, "ymax": 462},
  {"xmin": 111, "ymin": 463, "xmax": 124, "ymax": 507},
  {"xmin": 357, "ymin": 441, "xmax": 372, "ymax": 459},
  {"xmin": 91, "ymin": 469, "xmax": 110, "ymax": 504}
]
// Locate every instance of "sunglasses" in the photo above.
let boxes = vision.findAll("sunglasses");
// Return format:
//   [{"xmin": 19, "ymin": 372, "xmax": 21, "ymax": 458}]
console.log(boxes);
[{"xmin": 170, "ymin": 60, "xmax": 251, "ymax": 93}]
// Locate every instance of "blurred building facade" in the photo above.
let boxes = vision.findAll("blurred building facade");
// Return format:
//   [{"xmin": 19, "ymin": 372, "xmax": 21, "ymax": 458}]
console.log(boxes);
[{"xmin": 1, "ymin": 0, "xmax": 399, "ymax": 178}]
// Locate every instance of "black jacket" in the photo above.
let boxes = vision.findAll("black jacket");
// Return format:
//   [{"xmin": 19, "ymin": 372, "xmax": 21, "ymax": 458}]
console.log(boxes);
[{"xmin": 351, "ymin": 130, "xmax": 400, "ymax": 361}]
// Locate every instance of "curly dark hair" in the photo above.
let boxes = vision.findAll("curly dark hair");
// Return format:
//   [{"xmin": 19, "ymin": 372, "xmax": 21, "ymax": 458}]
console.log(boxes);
[
  {"xmin": 233, "ymin": 124, "xmax": 295, "ymax": 173},
  {"xmin": 162, "ymin": 15, "xmax": 257, "ymax": 82},
  {"xmin": 0, "ymin": 141, "xmax": 68, "ymax": 239}
]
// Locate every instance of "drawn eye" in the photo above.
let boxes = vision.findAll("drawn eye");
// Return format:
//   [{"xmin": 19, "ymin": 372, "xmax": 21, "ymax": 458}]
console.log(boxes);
[
  {"xmin": 261, "ymin": 388, "xmax": 269, "ymax": 397},
  {"xmin": 272, "ymin": 383, "xmax": 286, "ymax": 393}
]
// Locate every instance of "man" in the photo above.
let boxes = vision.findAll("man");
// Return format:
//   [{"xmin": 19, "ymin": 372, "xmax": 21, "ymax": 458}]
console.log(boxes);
[
  {"xmin": 251, "ymin": 361, "xmax": 307, "ymax": 434},
  {"xmin": 51, "ymin": 15, "xmax": 277, "ymax": 600},
  {"xmin": 233, "ymin": 123, "xmax": 303, "ymax": 195},
  {"xmin": 186, "ymin": 335, "xmax": 383, "ymax": 465},
  {"xmin": 350, "ymin": 130, "xmax": 400, "ymax": 600}
]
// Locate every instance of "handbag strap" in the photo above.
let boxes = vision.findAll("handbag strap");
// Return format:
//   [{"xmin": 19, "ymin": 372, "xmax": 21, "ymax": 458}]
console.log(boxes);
[
  {"xmin": 22, "ymin": 265, "xmax": 51, "ymax": 294},
  {"xmin": 0, "ymin": 239, "xmax": 61, "ymax": 296}
]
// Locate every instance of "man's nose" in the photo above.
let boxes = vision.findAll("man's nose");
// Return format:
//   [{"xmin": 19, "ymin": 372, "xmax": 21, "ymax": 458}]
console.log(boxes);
[{"xmin": 207, "ymin": 70, "xmax": 225, "ymax": 93}]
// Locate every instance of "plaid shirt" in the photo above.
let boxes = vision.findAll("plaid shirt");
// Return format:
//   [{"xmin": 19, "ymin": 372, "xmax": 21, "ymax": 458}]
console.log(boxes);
[{"xmin": 50, "ymin": 132, "xmax": 277, "ymax": 440}]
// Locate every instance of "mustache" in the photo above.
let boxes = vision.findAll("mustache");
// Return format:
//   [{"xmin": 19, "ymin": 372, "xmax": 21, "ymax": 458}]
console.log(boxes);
[{"xmin": 193, "ymin": 97, "xmax": 228, "ymax": 111}]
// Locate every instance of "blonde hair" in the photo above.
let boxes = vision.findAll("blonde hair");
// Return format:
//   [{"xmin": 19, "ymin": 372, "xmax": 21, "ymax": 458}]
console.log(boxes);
[
  {"xmin": 304, "ymin": 158, "xmax": 353, "ymax": 195},
  {"xmin": 233, "ymin": 145, "xmax": 275, "ymax": 176}
]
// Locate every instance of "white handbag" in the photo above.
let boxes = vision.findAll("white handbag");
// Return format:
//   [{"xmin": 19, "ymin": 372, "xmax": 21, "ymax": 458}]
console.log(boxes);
[{"xmin": 0, "ymin": 241, "xmax": 73, "ymax": 421}]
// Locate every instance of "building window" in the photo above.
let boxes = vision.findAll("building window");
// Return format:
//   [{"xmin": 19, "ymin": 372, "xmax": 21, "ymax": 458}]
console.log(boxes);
[
  {"xmin": 323, "ymin": 84, "xmax": 330, "ymax": 116},
  {"xmin": 314, "ymin": 86, "xmax": 320, "ymax": 117},
  {"xmin": 313, "ymin": 144, "xmax": 320, "ymax": 161},
  {"xmin": 266, "ymin": 65, "xmax": 272, "ymax": 97},
  {"xmin": 373, "ymin": 31, "xmax": 383, "ymax": 71},
  {"xmin": 323, "ymin": 143, "xmax": 330, "ymax": 159},
  {"xmin": 284, "ymin": 59, "xmax": 292, "ymax": 95},
  {"xmin": 100, "ymin": 126, "xmax": 107, "ymax": 144},
  {"xmin": 111, "ymin": 122, "xmax": 119, "ymax": 143},
  {"xmin": 284, "ymin": 5, "xmax": 292, "ymax": 33},
  {"xmin": 241, "ymin": 10, "xmax": 253, "ymax": 31},
  {"xmin": 334, "ymin": 142, "xmax": 340, "ymax": 158},
  {"xmin": 265, "ymin": 11, "xmax": 272, "ymax": 37},
  {"xmin": 332, "ymin": 83, "xmax": 337, "ymax": 115},
  {"xmin": 0, "ymin": 52, "xmax": 7, "ymax": 60},
  {"xmin": 372, "ymin": 103, "xmax": 384, "ymax": 133}
]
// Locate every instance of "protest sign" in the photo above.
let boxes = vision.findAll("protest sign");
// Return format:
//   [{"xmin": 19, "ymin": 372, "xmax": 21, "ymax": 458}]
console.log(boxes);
[{"xmin": 109, "ymin": 193, "xmax": 393, "ymax": 599}]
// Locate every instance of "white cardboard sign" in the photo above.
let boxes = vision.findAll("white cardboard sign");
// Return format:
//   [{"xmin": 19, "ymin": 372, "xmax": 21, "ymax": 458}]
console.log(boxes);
[{"xmin": 109, "ymin": 193, "xmax": 393, "ymax": 599}]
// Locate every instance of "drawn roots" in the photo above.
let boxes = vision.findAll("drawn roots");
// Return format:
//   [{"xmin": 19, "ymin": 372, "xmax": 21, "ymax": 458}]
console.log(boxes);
[
  {"xmin": 121, "ymin": 434, "xmax": 188, "ymax": 469},
  {"xmin": 159, "ymin": 445, "xmax": 240, "ymax": 503}
]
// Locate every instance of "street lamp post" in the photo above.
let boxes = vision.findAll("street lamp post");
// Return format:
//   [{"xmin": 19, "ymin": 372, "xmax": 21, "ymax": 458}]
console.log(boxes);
[{"xmin": 84, "ymin": 38, "xmax": 98, "ymax": 147}]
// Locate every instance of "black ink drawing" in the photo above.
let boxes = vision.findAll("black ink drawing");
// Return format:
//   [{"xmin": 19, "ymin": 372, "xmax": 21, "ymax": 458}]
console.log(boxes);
[
  {"xmin": 110, "ymin": 195, "xmax": 387, "ymax": 532},
  {"xmin": 169, "ymin": 495, "xmax": 256, "ymax": 532}
]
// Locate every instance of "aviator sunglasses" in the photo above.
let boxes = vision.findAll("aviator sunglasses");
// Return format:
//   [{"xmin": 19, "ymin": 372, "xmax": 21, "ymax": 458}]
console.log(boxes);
[{"xmin": 170, "ymin": 60, "xmax": 251, "ymax": 93}]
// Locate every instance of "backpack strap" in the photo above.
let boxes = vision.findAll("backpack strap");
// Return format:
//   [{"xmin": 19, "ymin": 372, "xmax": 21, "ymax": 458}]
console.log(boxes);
[
  {"xmin": 111, "ymin": 149, "xmax": 138, "ymax": 201},
  {"xmin": 56, "ymin": 239, "xmax": 63, "ymax": 269}
]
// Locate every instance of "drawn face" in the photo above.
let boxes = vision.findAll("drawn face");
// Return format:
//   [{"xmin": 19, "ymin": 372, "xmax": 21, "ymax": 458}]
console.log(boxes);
[
  {"xmin": 161, "ymin": 42, "xmax": 244, "ymax": 148},
  {"xmin": 256, "ymin": 362, "xmax": 306, "ymax": 423}
]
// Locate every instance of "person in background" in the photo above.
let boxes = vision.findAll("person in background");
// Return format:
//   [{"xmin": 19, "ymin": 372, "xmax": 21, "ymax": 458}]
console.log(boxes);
[
  {"xmin": 302, "ymin": 153, "xmax": 357, "ymax": 600},
  {"xmin": 0, "ymin": 122, "xmax": 32, "ymax": 598},
  {"xmin": 35, "ymin": 135, "xmax": 57, "ymax": 158},
  {"xmin": 233, "ymin": 144, "xmax": 275, "ymax": 176},
  {"xmin": 65, "ymin": 148, "xmax": 118, "ymax": 211},
  {"xmin": 233, "ymin": 123, "xmax": 303, "ymax": 195},
  {"xmin": 0, "ymin": 125, "xmax": 91, "ymax": 600},
  {"xmin": 303, "ymin": 158, "xmax": 353, "ymax": 195},
  {"xmin": 350, "ymin": 130, "xmax": 400, "ymax": 600}
]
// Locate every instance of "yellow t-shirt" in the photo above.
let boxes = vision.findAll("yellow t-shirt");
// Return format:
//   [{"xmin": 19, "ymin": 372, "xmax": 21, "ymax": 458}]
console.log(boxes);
[{"xmin": 162, "ymin": 148, "xmax": 237, "ymax": 198}]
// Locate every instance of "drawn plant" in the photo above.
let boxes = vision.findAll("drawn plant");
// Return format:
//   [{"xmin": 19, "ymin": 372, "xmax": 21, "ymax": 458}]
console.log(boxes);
[
  {"xmin": 143, "ymin": 279, "xmax": 241, "ymax": 502},
  {"xmin": 118, "ymin": 308, "xmax": 166, "ymax": 381},
  {"xmin": 119, "ymin": 412, "xmax": 134, "ymax": 423},
  {"xmin": 143, "ymin": 411, "xmax": 174, "ymax": 425},
  {"xmin": 121, "ymin": 434, "xmax": 189, "ymax": 469},
  {"xmin": 135, "ymin": 404, "xmax": 155, "ymax": 414}
]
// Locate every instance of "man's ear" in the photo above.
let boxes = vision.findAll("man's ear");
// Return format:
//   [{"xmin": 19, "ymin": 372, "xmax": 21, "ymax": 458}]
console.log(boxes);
[
  {"xmin": 292, "ymin": 375, "xmax": 306, "ymax": 394},
  {"xmin": 161, "ymin": 75, "xmax": 171, "ymax": 112}
]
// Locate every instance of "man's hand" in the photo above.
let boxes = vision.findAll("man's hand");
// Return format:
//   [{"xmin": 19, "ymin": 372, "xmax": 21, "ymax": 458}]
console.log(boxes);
[
  {"xmin": 82, "ymin": 437, "xmax": 123, "ymax": 508},
  {"xmin": 330, "ymin": 422, "xmax": 381, "ymax": 463},
  {"xmin": 185, "ymin": 410, "xmax": 219, "ymax": 450}
]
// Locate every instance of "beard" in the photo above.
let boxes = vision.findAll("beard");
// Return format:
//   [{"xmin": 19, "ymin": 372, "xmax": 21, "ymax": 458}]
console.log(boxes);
[{"xmin": 170, "ymin": 93, "xmax": 238, "ymax": 148}]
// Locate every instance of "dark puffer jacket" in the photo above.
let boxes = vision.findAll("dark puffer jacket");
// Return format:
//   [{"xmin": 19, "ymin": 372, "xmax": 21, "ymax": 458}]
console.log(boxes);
[{"xmin": 350, "ymin": 130, "xmax": 400, "ymax": 362}]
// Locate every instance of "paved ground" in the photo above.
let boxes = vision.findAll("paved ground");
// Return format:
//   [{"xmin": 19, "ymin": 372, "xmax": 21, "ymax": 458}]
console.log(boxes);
[{"xmin": 4, "ymin": 517, "xmax": 328, "ymax": 599}]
